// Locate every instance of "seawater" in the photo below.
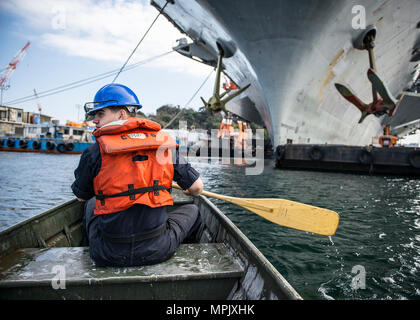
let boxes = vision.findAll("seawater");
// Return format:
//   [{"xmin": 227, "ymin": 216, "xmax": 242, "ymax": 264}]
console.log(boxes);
[{"xmin": 1, "ymin": 151, "xmax": 420, "ymax": 300}]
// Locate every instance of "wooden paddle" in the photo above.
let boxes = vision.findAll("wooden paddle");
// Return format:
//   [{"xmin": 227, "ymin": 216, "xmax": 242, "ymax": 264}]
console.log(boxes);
[{"xmin": 172, "ymin": 183, "xmax": 339, "ymax": 236}]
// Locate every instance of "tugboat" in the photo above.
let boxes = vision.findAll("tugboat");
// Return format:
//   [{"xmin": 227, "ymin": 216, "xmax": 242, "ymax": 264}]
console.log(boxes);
[{"xmin": 0, "ymin": 121, "xmax": 94, "ymax": 154}]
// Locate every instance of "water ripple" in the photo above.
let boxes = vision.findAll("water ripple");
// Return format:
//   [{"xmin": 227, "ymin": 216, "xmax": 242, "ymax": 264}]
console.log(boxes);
[
  {"xmin": 0, "ymin": 152, "xmax": 79, "ymax": 230},
  {"xmin": 2, "ymin": 154, "xmax": 420, "ymax": 300}
]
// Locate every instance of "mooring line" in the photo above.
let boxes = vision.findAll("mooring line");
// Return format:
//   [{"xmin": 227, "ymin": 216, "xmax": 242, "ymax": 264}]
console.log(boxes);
[{"xmin": 112, "ymin": 0, "xmax": 172, "ymax": 83}]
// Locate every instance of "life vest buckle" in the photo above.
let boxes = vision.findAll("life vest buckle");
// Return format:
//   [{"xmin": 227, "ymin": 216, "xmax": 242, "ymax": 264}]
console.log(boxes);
[
  {"xmin": 128, "ymin": 184, "xmax": 135, "ymax": 200},
  {"xmin": 153, "ymin": 180, "xmax": 160, "ymax": 196}
]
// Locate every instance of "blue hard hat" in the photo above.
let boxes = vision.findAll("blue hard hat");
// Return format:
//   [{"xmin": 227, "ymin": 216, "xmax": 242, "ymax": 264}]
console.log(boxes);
[{"xmin": 84, "ymin": 83, "xmax": 142, "ymax": 117}]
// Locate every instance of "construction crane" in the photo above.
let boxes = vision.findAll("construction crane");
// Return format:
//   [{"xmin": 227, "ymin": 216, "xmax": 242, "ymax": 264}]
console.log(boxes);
[
  {"xmin": 0, "ymin": 41, "xmax": 31, "ymax": 105},
  {"xmin": 33, "ymin": 89, "xmax": 42, "ymax": 114}
]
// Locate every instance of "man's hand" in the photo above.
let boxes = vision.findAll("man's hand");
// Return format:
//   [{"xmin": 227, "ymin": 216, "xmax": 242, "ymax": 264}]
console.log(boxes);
[
  {"xmin": 183, "ymin": 177, "xmax": 203, "ymax": 197},
  {"xmin": 77, "ymin": 198, "xmax": 86, "ymax": 202}
]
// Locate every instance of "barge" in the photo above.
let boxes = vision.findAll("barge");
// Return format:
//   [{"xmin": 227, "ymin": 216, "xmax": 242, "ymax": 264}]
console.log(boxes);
[
  {"xmin": 0, "ymin": 137, "xmax": 92, "ymax": 154},
  {"xmin": 0, "ymin": 122, "xmax": 94, "ymax": 154},
  {"xmin": 275, "ymin": 144, "xmax": 420, "ymax": 176}
]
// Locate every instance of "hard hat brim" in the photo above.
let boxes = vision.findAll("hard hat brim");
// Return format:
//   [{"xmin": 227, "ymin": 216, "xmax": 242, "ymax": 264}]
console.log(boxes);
[{"xmin": 84, "ymin": 100, "xmax": 142, "ymax": 117}]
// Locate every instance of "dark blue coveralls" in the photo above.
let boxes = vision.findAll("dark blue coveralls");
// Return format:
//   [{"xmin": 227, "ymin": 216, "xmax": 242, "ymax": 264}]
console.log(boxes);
[{"xmin": 71, "ymin": 143, "xmax": 202, "ymax": 267}]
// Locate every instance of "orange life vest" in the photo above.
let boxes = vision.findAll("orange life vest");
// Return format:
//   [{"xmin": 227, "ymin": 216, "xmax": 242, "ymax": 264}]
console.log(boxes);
[{"xmin": 92, "ymin": 117, "xmax": 177, "ymax": 215}]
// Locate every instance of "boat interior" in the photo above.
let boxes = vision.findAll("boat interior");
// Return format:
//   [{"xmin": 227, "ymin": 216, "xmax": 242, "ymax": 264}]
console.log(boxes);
[{"xmin": 0, "ymin": 189, "xmax": 301, "ymax": 300}]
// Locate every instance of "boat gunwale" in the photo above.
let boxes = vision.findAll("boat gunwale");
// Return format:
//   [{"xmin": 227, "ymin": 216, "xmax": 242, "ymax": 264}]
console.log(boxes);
[
  {"xmin": 0, "ymin": 198, "xmax": 197, "ymax": 238},
  {"xmin": 0, "ymin": 200, "xmax": 84, "ymax": 259},
  {"xmin": 196, "ymin": 194, "xmax": 302, "ymax": 300},
  {"xmin": 0, "ymin": 199, "xmax": 82, "ymax": 239}
]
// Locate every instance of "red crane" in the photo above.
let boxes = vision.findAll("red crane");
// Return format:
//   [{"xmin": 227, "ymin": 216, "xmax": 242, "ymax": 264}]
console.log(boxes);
[{"xmin": 0, "ymin": 41, "xmax": 30, "ymax": 104}]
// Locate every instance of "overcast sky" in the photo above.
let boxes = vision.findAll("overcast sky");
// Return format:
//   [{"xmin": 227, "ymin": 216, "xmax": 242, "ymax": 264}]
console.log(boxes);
[{"xmin": 0, "ymin": 0, "xmax": 216, "ymax": 124}]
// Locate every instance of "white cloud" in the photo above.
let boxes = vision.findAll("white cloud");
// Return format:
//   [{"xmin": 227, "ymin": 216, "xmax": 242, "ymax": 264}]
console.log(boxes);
[{"xmin": 2, "ymin": 0, "xmax": 211, "ymax": 77}]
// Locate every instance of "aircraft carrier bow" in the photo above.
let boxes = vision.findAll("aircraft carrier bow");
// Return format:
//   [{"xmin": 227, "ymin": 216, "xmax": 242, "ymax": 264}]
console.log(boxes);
[{"xmin": 151, "ymin": 0, "xmax": 420, "ymax": 149}]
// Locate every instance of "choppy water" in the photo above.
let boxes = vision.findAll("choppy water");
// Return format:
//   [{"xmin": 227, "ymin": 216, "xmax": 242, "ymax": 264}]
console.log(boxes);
[{"xmin": 1, "ymin": 151, "xmax": 420, "ymax": 300}]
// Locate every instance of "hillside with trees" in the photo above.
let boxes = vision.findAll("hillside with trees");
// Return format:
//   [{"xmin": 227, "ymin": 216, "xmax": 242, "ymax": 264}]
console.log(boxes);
[
  {"xmin": 144, "ymin": 104, "xmax": 265, "ymax": 135},
  {"xmin": 146, "ymin": 105, "xmax": 222, "ymax": 131}
]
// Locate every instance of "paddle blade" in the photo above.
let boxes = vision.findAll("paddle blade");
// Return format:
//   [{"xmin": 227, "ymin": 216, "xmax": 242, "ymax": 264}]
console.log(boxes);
[
  {"xmin": 172, "ymin": 184, "xmax": 340, "ymax": 236},
  {"xmin": 224, "ymin": 197, "xmax": 340, "ymax": 236}
]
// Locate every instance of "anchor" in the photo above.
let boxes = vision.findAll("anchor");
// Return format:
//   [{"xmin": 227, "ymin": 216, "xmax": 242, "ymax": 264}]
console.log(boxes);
[
  {"xmin": 201, "ymin": 41, "xmax": 250, "ymax": 114},
  {"xmin": 335, "ymin": 26, "xmax": 398, "ymax": 123}
]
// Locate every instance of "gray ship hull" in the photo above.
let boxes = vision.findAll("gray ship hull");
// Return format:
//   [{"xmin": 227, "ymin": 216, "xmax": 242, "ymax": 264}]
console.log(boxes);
[{"xmin": 152, "ymin": 0, "xmax": 420, "ymax": 147}]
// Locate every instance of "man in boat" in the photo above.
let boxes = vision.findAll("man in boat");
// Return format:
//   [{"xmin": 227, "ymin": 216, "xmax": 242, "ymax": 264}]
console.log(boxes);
[{"xmin": 71, "ymin": 83, "xmax": 204, "ymax": 267}]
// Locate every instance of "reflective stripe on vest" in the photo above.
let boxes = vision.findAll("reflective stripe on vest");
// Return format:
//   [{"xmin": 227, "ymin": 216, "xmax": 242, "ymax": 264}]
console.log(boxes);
[{"xmin": 93, "ymin": 117, "xmax": 176, "ymax": 215}]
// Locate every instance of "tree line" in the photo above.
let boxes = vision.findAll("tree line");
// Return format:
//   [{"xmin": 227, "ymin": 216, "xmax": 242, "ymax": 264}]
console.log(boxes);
[{"xmin": 142, "ymin": 104, "xmax": 265, "ymax": 135}]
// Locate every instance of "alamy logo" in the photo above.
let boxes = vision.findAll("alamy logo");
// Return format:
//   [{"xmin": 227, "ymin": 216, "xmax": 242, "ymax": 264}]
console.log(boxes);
[
  {"xmin": 351, "ymin": 265, "xmax": 366, "ymax": 290},
  {"xmin": 51, "ymin": 265, "xmax": 66, "ymax": 290},
  {"xmin": 352, "ymin": 5, "xmax": 366, "ymax": 30},
  {"xmin": 51, "ymin": 6, "xmax": 66, "ymax": 30}
]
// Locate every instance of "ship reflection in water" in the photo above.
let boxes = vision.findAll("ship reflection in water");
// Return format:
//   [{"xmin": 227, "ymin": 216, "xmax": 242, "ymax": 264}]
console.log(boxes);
[{"xmin": 1, "ymin": 152, "xmax": 419, "ymax": 300}]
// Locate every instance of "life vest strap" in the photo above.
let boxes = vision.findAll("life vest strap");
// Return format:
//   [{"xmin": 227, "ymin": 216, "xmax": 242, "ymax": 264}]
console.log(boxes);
[{"xmin": 96, "ymin": 180, "xmax": 171, "ymax": 205}]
